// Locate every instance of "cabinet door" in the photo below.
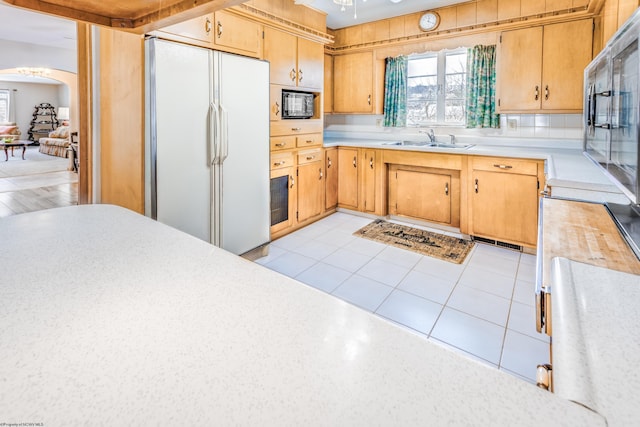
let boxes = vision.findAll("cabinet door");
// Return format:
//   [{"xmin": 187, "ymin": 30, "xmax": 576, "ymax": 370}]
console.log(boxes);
[
  {"xmin": 498, "ymin": 27, "xmax": 543, "ymax": 111},
  {"xmin": 212, "ymin": 10, "xmax": 260, "ymax": 57},
  {"xmin": 324, "ymin": 54, "xmax": 333, "ymax": 113},
  {"xmin": 160, "ymin": 14, "xmax": 214, "ymax": 44},
  {"xmin": 541, "ymin": 19, "xmax": 593, "ymax": 110},
  {"xmin": 325, "ymin": 148, "xmax": 338, "ymax": 210},
  {"xmin": 297, "ymin": 161, "xmax": 324, "ymax": 222},
  {"xmin": 362, "ymin": 149, "xmax": 377, "ymax": 213},
  {"xmin": 297, "ymin": 38, "xmax": 324, "ymax": 89},
  {"xmin": 338, "ymin": 147, "xmax": 359, "ymax": 209},
  {"xmin": 395, "ymin": 169, "xmax": 451, "ymax": 224},
  {"xmin": 270, "ymin": 167, "xmax": 296, "ymax": 235},
  {"xmin": 471, "ymin": 170, "xmax": 539, "ymax": 246},
  {"xmin": 334, "ymin": 52, "xmax": 374, "ymax": 113},
  {"xmin": 264, "ymin": 27, "xmax": 297, "ymax": 86}
]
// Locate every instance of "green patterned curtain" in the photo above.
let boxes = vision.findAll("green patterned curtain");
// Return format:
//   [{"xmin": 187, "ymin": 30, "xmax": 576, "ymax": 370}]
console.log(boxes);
[
  {"xmin": 465, "ymin": 45, "xmax": 500, "ymax": 128},
  {"xmin": 383, "ymin": 56, "xmax": 408, "ymax": 127}
]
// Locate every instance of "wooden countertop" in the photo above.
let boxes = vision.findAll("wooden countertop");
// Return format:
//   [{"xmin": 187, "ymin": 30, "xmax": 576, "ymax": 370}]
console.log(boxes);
[{"xmin": 542, "ymin": 198, "xmax": 640, "ymax": 289}]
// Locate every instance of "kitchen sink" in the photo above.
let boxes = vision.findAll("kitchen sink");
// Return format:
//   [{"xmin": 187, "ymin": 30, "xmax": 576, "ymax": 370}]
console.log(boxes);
[
  {"xmin": 381, "ymin": 140, "xmax": 430, "ymax": 146},
  {"xmin": 381, "ymin": 141, "xmax": 474, "ymax": 149},
  {"xmin": 426, "ymin": 142, "xmax": 475, "ymax": 149}
]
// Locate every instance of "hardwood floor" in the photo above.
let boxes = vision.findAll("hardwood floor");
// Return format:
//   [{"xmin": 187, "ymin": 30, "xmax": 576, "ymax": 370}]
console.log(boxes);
[{"xmin": 0, "ymin": 147, "xmax": 78, "ymax": 218}]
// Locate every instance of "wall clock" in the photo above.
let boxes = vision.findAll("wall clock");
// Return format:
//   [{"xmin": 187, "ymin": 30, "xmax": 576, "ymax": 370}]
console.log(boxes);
[{"xmin": 419, "ymin": 12, "xmax": 440, "ymax": 32}]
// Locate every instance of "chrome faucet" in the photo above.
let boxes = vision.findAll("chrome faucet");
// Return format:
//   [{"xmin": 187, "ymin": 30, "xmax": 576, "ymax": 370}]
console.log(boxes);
[
  {"xmin": 449, "ymin": 134, "xmax": 456, "ymax": 145},
  {"xmin": 427, "ymin": 129, "xmax": 436, "ymax": 142}
]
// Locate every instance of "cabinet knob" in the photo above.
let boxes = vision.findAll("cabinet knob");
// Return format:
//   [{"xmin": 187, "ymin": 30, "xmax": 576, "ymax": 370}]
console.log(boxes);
[
  {"xmin": 290, "ymin": 68, "xmax": 297, "ymax": 82},
  {"xmin": 290, "ymin": 175, "xmax": 295, "ymax": 188},
  {"xmin": 273, "ymin": 160, "xmax": 286, "ymax": 167},
  {"xmin": 205, "ymin": 18, "xmax": 212, "ymax": 34},
  {"xmin": 445, "ymin": 182, "xmax": 449, "ymax": 196},
  {"xmin": 367, "ymin": 94, "xmax": 371, "ymax": 105},
  {"xmin": 369, "ymin": 157, "xmax": 374, "ymax": 169},
  {"xmin": 536, "ymin": 364, "xmax": 552, "ymax": 391},
  {"xmin": 274, "ymin": 142, "xmax": 286, "ymax": 148},
  {"xmin": 217, "ymin": 21, "xmax": 223, "ymax": 38},
  {"xmin": 493, "ymin": 164, "xmax": 513, "ymax": 169},
  {"xmin": 298, "ymin": 69, "xmax": 303, "ymax": 83},
  {"xmin": 291, "ymin": 127, "xmax": 302, "ymax": 132},
  {"xmin": 306, "ymin": 155, "xmax": 316, "ymax": 161},
  {"xmin": 274, "ymin": 102, "xmax": 280, "ymax": 116},
  {"xmin": 305, "ymin": 139, "xmax": 314, "ymax": 144},
  {"xmin": 534, "ymin": 85, "xmax": 539, "ymax": 101},
  {"xmin": 474, "ymin": 178, "xmax": 479, "ymax": 194},
  {"xmin": 544, "ymin": 85, "xmax": 549, "ymax": 101},
  {"xmin": 319, "ymin": 168, "xmax": 323, "ymax": 180},
  {"xmin": 327, "ymin": 157, "xmax": 332, "ymax": 168},
  {"xmin": 353, "ymin": 156, "xmax": 357, "ymax": 168}
]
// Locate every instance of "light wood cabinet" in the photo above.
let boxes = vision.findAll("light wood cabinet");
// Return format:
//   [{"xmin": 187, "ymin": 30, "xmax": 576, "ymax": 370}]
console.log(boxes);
[
  {"xmin": 270, "ymin": 165, "xmax": 296, "ymax": 235},
  {"xmin": 264, "ymin": 27, "xmax": 324, "ymax": 89},
  {"xmin": 297, "ymin": 149, "xmax": 324, "ymax": 223},
  {"xmin": 362, "ymin": 149, "xmax": 378, "ymax": 214},
  {"xmin": 159, "ymin": 14, "xmax": 214, "ymax": 45},
  {"xmin": 468, "ymin": 157, "xmax": 544, "ymax": 248},
  {"xmin": 157, "ymin": 10, "xmax": 260, "ymax": 57},
  {"xmin": 337, "ymin": 147, "xmax": 359, "ymax": 209},
  {"xmin": 497, "ymin": 19, "xmax": 593, "ymax": 112},
  {"xmin": 389, "ymin": 165, "xmax": 460, "ymax": 227},
  {"xmin": 325, "ymin": 147, "xmax": 338, "ymax": 210},
  {"xmin": 211, "ymin": 10, "xmax": 261, "ymax": 57},
  {"xmin": 324, "ymin": 54, "xmax": 333, "ymax": 113},
  {"xmin": 336, "ymin": 147, "xmax": 385, "ymax": 215},
  {"xmin": 333, "ymin": 52, "xmax": 384, "ymax": 113}
]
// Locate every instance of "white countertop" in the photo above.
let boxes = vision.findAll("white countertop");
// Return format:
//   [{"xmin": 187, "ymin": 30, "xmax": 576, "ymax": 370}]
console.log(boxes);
[
  {"xmin": 551, "ymin": 257, "xmax": 640, "ymax": 426},
  {"xmin": 0, "ymin": 205, "xmax": 605, "ymax": 425},
  {"xmin": 324, "ymin": 135, "xmax": 626, "ymax": 203}
]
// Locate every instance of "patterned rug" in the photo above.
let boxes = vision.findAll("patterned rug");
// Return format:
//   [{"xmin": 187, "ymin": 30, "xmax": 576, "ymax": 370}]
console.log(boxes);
[{"xmin": 354, "ymin": 219, "xmax": 474, "ymax": 264}]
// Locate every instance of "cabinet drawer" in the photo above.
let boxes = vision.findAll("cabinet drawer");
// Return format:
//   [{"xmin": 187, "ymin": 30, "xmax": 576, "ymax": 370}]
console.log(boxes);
[
  {"xmin": 296, "ymin": 133, "xmax": 322, "ymax": 148},
  {"xmin": 298, "ymin": 149, "xmax": 322, "ymax": 165},
  {"xmin": 271, "ymin": 152, "xmax": 295, "ymax": 170},
  {"xmin": 270, "ymin": 136, "xmax": 296, "ymax": 151},
  {"xmin": 271, "ymin": 120, "xmax": 323, "ymax": 136},
  {"xmin": 472, "ymin": 157, "xmax": 539, "ymax": 175}
]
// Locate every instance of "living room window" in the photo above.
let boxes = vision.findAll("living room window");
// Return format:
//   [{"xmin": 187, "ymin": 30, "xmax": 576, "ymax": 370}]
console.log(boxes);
[
  {"xmin": 406, "ymin": 49, "xmax": 467, "ymax": 126},
  {"xmin": 0, "ymin": 89, "xmax": 9, "ymax": 123}
]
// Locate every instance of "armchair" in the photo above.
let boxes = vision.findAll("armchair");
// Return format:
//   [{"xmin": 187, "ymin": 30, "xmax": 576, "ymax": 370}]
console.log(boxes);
[{"xmin": 38, "ymin": 125, "xmax": 71, "ymax": 157}]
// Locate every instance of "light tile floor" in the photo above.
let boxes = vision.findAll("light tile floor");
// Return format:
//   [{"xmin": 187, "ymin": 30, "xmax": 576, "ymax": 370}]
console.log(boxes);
[{"xmin": 256, "ymin": 212, "xmax": 550, "ymax": 384}]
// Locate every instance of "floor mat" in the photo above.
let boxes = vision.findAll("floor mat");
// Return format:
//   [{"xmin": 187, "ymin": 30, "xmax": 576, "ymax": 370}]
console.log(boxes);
[{"xmin": 354, "ymin": 219, "xmax": 474, "ymax": 264}]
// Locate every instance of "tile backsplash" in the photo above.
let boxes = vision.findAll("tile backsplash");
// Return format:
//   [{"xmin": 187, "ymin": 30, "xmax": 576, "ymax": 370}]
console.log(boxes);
[{"xmin": 324, "ymin": 113, "xmax": 584, "ymax": 140}]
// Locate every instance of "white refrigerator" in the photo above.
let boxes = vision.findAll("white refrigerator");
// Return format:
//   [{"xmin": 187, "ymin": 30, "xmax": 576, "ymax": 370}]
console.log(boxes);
[{"xmin": 145, "ymin": 38, "xmax": 270, "ymax": 255}]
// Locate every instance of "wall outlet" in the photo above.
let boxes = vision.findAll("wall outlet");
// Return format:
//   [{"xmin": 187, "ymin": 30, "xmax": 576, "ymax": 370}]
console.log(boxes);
[
  {"xmin": 507, "ymin": 119, "xmax": 517, "ymax": 130},
  {"xmin": 376, "ymin": 118, "xmax": 383, "ymax": 127}
]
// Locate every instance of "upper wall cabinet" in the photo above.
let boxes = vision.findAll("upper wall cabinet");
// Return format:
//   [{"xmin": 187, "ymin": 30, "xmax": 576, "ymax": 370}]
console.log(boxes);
[
  {"xmin": 497, "ymin": 19, "xmax": 593, "ymax": 112},
  {"xmin": 264, "ymin": 27, "xmax": 324, "ymax": 90},
  {"xmin": 211, "ymin": 10, "xmax": 261, "ymax": 57},
  {"xmin": 156, "ymin": 10, "xmax": 260, "ymax": 57},
  {"xmin": 333, "ymin": 52, "xmax": 384, "ymax": 114}
]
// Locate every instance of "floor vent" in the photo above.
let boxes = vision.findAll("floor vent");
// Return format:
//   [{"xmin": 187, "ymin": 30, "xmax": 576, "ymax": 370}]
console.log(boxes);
[{"xmin": 472, "ymin": 236, "xmax": 523, "ymax": 252}]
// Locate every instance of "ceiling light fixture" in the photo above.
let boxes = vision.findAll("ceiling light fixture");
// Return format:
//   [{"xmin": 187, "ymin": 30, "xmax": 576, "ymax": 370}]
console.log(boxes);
[{"xmin": 17, "ymin": 67, "xmax": 52, "ymax": 77}]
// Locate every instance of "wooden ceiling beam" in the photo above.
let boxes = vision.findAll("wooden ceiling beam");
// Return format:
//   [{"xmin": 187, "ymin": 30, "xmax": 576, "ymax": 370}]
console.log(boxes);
[{"xmin": 1, "ymin": 0, "xmax": 246, "ymax": 32}]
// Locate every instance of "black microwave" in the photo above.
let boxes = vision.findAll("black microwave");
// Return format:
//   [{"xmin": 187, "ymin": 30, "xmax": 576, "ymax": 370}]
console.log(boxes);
[{"xmin": 282, "ymin": 90, "xmax": 314, "ymax": 119}]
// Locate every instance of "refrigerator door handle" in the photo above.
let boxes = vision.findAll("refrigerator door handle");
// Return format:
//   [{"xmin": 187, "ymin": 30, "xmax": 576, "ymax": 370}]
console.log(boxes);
[
  {"xmin": 220, "ymin": 104, "xmax": 229, "ymax": 163},
  {"xmin": 211, "ymin": 102, "xmax": 221, "ymax": 165}
]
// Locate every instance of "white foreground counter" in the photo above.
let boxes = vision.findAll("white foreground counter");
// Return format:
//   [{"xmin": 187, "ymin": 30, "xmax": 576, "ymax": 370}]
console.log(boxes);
[{"xmin": 0, "ymin": 205, "xmax": 604, "ymax": 425}]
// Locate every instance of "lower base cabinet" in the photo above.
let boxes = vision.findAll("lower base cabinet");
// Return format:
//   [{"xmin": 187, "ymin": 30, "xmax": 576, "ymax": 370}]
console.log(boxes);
[
  {"xmin": 468, "ymin": 156, "xmax": 544, "ymax": 248},
  {"xmin": 297, "ymin": 149, "xmax": 324, "ymax": 223},
  {"xmin": 388, "ymin": 165, "xmax": 460, "ymax": 227}
]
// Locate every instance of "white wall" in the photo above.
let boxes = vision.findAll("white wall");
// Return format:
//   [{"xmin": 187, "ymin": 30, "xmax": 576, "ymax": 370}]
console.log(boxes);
[
  {"xmin": 0, "ymin": 81, "xmax": 68, "ymax": 137},
  {"xmin": 0, "ymin": 39, "xmax": 76, "ymax": 73}
]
